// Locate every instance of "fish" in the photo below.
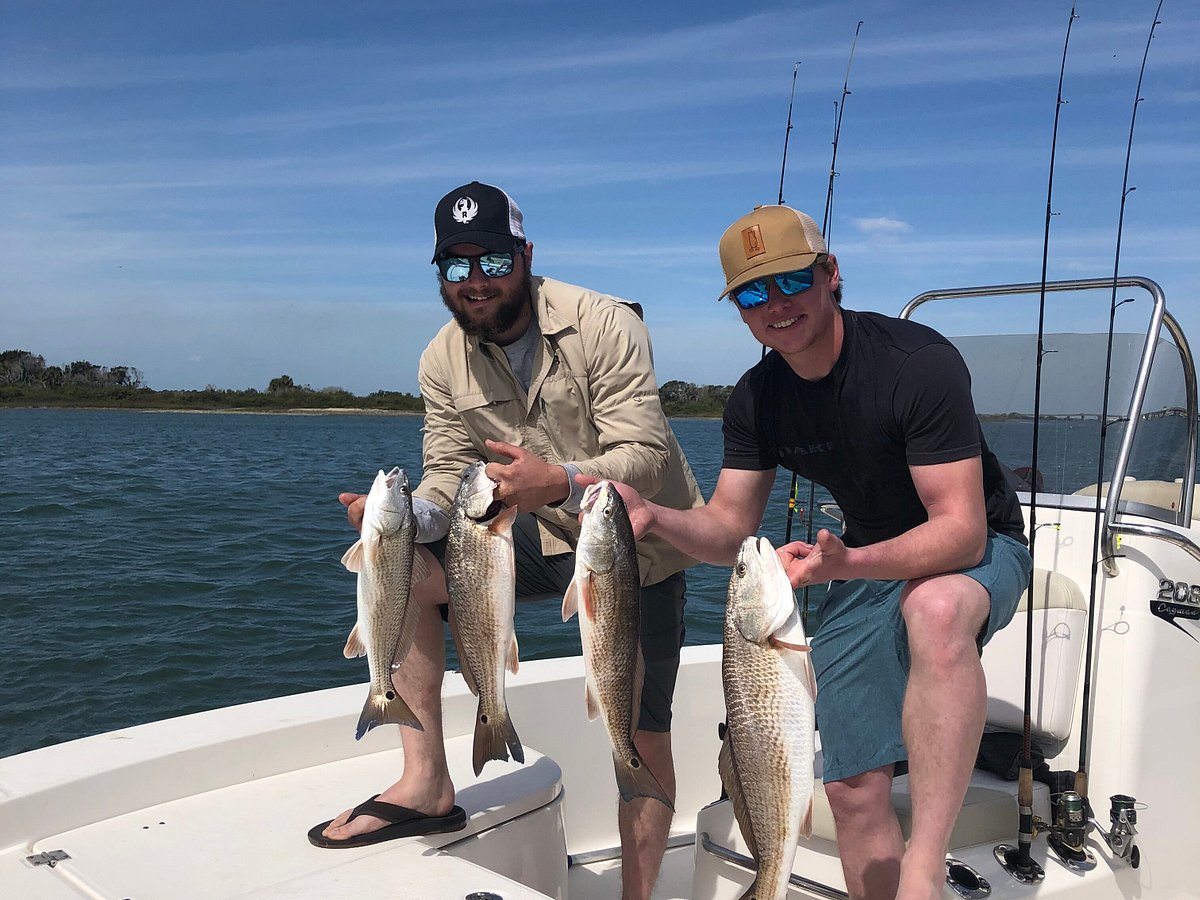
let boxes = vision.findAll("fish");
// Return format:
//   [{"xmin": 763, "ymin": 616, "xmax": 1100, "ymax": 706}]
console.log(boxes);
[
  {"xmin": 445, "ymin": 461, "xmax": 524, "ymax": 775},
  {"xmin": 562, "ymin": 480, "xmax": 672, "ymax": 809},
  {"xmin": 720, "ymin": 535, "xmax": 817, "ymax": 900},
  {"xmin": 341, "ymin": 466, "xmax": 428, "ymax": 740}
]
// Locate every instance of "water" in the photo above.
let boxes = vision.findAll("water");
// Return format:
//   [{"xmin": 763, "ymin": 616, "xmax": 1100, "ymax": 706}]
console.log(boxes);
[
  {"xmin": 0, "ymin": 409, "xmax": 821, "ymax": 758},
  {"xmin": 6, "ymin": 407, "xmax": 1190, "ymax": 759}
]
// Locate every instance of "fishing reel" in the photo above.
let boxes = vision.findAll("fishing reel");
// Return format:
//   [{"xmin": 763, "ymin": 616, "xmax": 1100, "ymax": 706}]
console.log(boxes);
[
  {"xmin": 1045, "ymin": 791, "xmax": 1097, "ymax": 871},
  {"xmin": 1089, "ymin": 794, "xmax": 1141, "ymax": 869}
]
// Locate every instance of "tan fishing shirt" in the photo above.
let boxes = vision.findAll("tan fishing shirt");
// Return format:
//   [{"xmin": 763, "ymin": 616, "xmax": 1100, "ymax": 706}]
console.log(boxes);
[{"xmin": 415, "ymin": 275, "xmax": 703, "ymax": 585}]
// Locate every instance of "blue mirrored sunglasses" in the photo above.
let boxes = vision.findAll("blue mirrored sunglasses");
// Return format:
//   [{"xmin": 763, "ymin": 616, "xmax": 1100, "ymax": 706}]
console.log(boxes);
[
  {"xmin": 730, "ymin": 267, "xmax": 816, "ymax": 310},
  {"xmin": 435, "ymin": 247, "xmax": 522, "ymax": 283}
]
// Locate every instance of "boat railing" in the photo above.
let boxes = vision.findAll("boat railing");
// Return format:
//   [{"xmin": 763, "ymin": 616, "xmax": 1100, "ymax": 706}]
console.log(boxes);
[{"xmin": 900, "ymin": 276, "xmax": 1199, "ymax": 575}]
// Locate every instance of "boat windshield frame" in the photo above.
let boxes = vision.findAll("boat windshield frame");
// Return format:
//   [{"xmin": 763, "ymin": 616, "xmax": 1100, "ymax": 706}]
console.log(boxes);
[{"xmin": 900, "ymin": 275, "xmax": 1199, "ymax": 574}]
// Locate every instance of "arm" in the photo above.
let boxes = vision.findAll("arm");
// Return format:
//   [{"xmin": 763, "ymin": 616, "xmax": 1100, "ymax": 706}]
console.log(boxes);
[
  {"xmin": 588, "ymin": 467, "xmax": 777, "ymax": 567},
  {"xmin": 568, "ymin": 301, "xmax": 670, "ymax": 496},
  {"xmin": 780, "ymin": 455, "xmax": 987, "ymax": 586}
]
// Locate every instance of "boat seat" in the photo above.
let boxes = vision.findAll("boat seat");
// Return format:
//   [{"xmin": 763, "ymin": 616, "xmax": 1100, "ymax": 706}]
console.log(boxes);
[
  {"xmin": 1075, "ymin": 476, "xmax": 1200, "ymax": 521},
  {"xmin": 806, "ymin": 567, "xmax": 1085, "ymax": 849}
]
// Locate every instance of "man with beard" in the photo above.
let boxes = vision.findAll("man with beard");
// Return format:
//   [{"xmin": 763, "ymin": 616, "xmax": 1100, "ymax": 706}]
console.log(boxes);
[{"xmin": 310, "ymin": 182, "xmax": 703, "ymax": 900}]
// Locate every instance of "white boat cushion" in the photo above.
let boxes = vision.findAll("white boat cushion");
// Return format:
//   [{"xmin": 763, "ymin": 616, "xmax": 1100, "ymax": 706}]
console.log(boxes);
[{"xmin": 983, "ymin": 568, "xmax": 1087, "ymax": 745}]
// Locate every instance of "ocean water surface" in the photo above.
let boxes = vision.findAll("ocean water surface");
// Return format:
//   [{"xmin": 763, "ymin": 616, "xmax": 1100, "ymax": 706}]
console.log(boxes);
[{"xmin": 0, "ymin": 409, "xmax": 826, "ymax": 758}]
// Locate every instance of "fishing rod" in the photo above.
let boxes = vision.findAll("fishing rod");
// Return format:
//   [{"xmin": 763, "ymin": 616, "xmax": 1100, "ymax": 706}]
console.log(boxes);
[
  {"xmin": 784, "ymin": 21, "xmax": 864, "ymax": 570},
  {"xmin": 778, "ymin": 61, "xmax": 801, "ymax": 205},
  {"xmin": 772, "ymin": 59, "xmax": 801, "ymax": 551},
  {"xmin": 822, "ymin": 20, "xmax": 863, "ymax": 244},
  {"xmin": 995, "ymin": 4, "xmax": 1078, "ymax": 885},
  {"xmin": 1071, "ymin": 0, "xmax": 1165, "ymax": 869}
]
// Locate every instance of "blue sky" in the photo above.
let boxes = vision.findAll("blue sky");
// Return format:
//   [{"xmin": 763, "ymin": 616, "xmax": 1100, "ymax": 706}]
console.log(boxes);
[{"xmin": 2, "ymin": 0, "xmax": 1196, "ymax": 396}]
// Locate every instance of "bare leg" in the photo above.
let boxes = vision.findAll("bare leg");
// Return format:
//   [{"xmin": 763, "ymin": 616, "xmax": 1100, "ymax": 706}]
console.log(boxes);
[
  {"xmin": 618, "ymin": 729, "xmax": 675, "ymax": 900},
  {"xmin": 896, "ymin": 574, "xmax": 990, "ymax": 900},
  {"xmin": 824, "ymin": 767, "xmax": 905, "ymax": 899},
  {"xmin": 322, "ymin": 547, "xmax": 457, "ymax": 840}
]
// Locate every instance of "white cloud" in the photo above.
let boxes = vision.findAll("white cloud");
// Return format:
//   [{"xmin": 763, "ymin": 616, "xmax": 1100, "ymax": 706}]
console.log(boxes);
[{"xmin": 851, "ymin": 216, "xmax": 913, "ymax": 239}]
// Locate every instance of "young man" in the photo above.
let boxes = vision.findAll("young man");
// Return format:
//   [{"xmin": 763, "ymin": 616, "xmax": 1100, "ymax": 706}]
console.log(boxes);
[
  {"xmin": 310, "ymin": 182, "xmax": 703, "ymax": 900},
  {"xmin": 598, "ymin": 204, "xmax": 1032, "ymax": 900}
]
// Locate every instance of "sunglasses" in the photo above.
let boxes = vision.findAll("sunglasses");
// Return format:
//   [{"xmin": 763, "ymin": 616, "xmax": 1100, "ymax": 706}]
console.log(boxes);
[
  {"xmin": 730, "ymin": 266, "xmax": 817, "ymax": 310},
  {"xmin": 435, "ymin": 247, "xmax": 523, "ymax": 283}
]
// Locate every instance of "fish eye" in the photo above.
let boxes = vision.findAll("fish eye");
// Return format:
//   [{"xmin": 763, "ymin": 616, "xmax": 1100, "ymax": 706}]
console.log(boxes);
[{"xmin": 735, "ymin": 563, "xmax": 747, "ymax": 577}]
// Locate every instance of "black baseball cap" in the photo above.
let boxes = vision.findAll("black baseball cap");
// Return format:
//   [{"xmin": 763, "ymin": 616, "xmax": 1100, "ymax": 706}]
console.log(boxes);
[{"xmin": 432, "ymin": 181, "xmax": 526, "ymax": 261}]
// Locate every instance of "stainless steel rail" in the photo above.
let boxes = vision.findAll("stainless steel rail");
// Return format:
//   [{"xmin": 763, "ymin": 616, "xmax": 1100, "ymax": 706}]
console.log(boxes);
[
  {"xmin": 900, "ymin": 276, "xmax": 1199, "ymax": 576},
  {"xmin": 698, "ymin": 832, "xmax": 849, "ymax": 899}
]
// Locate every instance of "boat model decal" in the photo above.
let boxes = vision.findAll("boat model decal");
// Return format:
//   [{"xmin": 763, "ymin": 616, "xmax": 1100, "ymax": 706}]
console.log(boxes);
[{"xmin": 1152, "ymin": 579, "xmax": 1200, "ymax": 642}]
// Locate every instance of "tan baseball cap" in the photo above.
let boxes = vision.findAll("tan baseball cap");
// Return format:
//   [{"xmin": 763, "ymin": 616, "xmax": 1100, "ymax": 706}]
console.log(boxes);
[{"xmin": 717, "ymin": 205, "xmax": 827, "ymax": 300}]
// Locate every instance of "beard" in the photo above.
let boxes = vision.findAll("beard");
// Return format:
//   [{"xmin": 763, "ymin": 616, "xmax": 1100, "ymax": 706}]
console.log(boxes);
[{"xmin": 439, "ymin": 269, "xmax": 535, "ymax": 344}]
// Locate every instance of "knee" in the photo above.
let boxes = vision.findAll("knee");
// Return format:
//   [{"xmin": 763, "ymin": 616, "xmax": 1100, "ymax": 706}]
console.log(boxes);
[
  {"xmin": 411, "ymin": 547, "xmax": 449, "ymax": 607},
  {"xmin": 901, "ymin": 578, "xmax": 987, "ymax": 661},
  {"xmin": 824, "ymin": 770, "xmax": 892, "ymax": 826}
]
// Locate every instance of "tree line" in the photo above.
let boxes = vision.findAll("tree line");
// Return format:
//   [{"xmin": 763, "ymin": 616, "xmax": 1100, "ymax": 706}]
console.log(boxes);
[{"xmin": 0, "ymin": 350, "xmax": 732, "ymax": 417}]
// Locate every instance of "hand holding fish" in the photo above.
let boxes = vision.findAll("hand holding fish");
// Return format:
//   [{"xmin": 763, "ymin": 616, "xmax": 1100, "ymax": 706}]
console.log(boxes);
[
  {"xmin": 778, "ymin": 528, "xmax": 848, "ymax": 589},
  {"xmin": 484, "ymin": 439, "xmax": 571, "ymax": 512},
  {"xmin": 573, "ymin": 475, "xmax": 656, "ymax": 539},
  {"xmin": 338, "ymin": 492, "xmax": 367, "ymax": 532}
]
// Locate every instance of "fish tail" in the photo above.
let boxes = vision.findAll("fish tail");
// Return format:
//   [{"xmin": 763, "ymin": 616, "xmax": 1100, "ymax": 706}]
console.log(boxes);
[
  {"xmin": 612, "ymin": 750, "xmax": 674, "ymax": 810},
  {"xmin": 354, "ymin": 690, "xmax": 423, "ymax": 740},
  {"xmin": 737, "ymin": 878, "xmax": 764, "ymax": 900},
  {"xmin": 471, "ymin": 703, "xmax": 525, "ymax": 775}
]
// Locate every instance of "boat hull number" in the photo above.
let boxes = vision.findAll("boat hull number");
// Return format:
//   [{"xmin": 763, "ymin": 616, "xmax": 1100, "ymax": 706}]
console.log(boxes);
[{"xmin": 1152, "ymin": 579, "xmax": 1200, "ymax": 642}]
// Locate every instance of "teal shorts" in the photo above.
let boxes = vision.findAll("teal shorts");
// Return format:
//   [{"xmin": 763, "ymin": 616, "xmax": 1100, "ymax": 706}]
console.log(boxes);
[{"xmin": 810, "ymin": 530, "xmax": 1032, "ymax": 783}]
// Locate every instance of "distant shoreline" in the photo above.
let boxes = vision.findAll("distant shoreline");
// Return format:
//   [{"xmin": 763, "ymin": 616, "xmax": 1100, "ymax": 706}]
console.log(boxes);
[
  {"xmin": 1, "ymin": 404, "xmax": 722, "ymax": 419},
  {"xmin": 0, "ymin": 404, "xmax": 423, "ymax": 417}
]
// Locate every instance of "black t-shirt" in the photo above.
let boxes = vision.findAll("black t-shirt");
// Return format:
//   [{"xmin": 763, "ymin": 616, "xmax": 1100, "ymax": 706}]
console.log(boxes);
[{"xmin": 723, "ymin": 308, "xmax": 1026, "ymax": 548}]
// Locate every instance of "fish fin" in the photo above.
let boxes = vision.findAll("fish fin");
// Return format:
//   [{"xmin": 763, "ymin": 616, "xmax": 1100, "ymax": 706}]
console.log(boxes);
[
  {"xmin": 579, "ymin": 571, "xmax": 596, "ymax": 620},
  {"xmin": 777, "ymin": 640, "xmax": 819, "ymax": 701},
  {"xmin": 471, "ymin": 702, "xmax": 523, "ymax": 775},
  {"xmin": 508, "ymin": 633, "xmax": 520, "ymax": 675},
  {"xmin": 800, "ymin": 791, "xmax": 814, "ymax": 840},
  {"xmin": 341, "ymin": 539, "xmax": 365, "ymax": 572},
  {"xmin": 447, "ymin": 603, "xmax": 480, "ymax": 696},
  {"xmin": 612, "ymin": 749, "xmax": 673, "ymax": 810},
  {"xmin": 411, "ymin": 547, "xmax": 430, "ymax": 584},
  {"xmin": 585, "ymin": 680, "xmax": 601, "ymax": 721},
  {"xmin": 354, "ymin": 688, "xmax": 423, "ymax": 740},
  {"xmin": 718, "ymin": 731, "xmax": 760, "ymax": 862},
  {"xmin": 488, "ymin": 504, "xmax": 519, "ymax": 535},
  {"xmin": 768, "ymin": 637, "xmax": 811, "ymax": 652},
  {"xmin": 561, "ymin": 578, "xmax": 579, "ymax": 622},
  {"xmin": 342, "ymin": 622, "xmax": 366, "ymax": 659}
]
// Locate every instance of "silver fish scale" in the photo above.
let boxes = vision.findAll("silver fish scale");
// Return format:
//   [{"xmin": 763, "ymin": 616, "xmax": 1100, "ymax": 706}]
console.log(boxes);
[
  {"xmin": 362, "ymin": 525, "xmax": 417, "ymax": 697},
  {"xmin": 446, "ymin": 509, "xmax": 515, "ymax": 714},
  {"xmin": 722, "ymin": 608, "xmax": 815, "ymax": 896},
  {"xmin": 583, "ymin": 554, "xmax": 642, "ymax": 749},
  {"xmin": 576, "ymin": 496, "xmax": 642, "ymax": 756}
]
